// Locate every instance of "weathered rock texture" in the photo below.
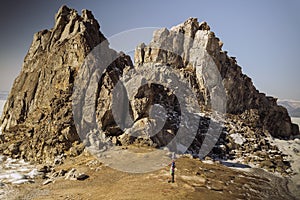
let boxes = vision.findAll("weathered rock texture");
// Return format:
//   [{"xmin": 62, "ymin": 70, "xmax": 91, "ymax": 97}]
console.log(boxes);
[
  {"xmin": 134, "ymin": 18, "xmax": 299, "ymax": 138},
  {"xmin": 0, "ymin": 6, "xmax": 131, "ymax": 162},
  {"xmin": 0, "ymin": 5, "xmax": 299, "ymax": 169},
  {"xmin": 129, "ymin": 18, "xmax": 299, "ymax": 174}
]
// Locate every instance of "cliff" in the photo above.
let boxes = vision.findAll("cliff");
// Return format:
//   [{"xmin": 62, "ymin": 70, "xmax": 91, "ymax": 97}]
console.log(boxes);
[
  {"xmin": 0, "ymin": 6, "xmax": 298, "ymax": 166},
  {"xmin": 0, "ymin": 6, "xmax": 132, "ymax": 162},
  {"xmin": 134, "ymin": 18, "xmax": 299, "ymax": 138}
]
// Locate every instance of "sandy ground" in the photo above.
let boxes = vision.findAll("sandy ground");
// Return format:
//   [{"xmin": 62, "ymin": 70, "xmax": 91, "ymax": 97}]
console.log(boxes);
[
  {"xmin": 1, "ymin": 149, "xmax": 296, "ymax": 200},
  {"xmin": 0, "ymin": 101, "xmax": 299, "ymax": 199}
]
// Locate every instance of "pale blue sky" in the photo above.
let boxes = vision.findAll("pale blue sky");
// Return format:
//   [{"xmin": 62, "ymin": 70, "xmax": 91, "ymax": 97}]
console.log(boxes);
[{"xmin": 0, "ymin": 0, "xmax": 299, "ymax": 100}]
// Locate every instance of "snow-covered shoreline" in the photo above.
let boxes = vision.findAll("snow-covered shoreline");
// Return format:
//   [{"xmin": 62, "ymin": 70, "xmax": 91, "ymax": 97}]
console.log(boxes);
[
  {"xmin": 0, "ymin": 155, "xmax": 40, "ymax": 198},
  {"xmin": 1, "ymin": 99, "xmax": 40, "ymax": 198},
  {"xmin": 269, "ymin": 116, "xmax": 300, "ymax": 198}
]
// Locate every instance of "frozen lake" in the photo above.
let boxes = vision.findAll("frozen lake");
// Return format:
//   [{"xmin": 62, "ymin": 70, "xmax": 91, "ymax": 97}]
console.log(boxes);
[
  {"xmin": 291, "ymin": 117, "xmax": 300, "ymax": 127},
  {"xmin": 0, "ymin": 100, "xmax": 5, "ymax": 134},
  {"xmin": 0, "ymin": 100, "xmax": 5, "ymax": 116}
]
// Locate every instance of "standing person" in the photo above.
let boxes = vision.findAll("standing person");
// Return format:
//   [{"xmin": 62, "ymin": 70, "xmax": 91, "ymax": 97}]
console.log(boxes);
[
  {"xmin": 169, "ymin": 152, "xmax": 176, "ymax": 183},
  {"xmin": 170, "ymin": 159, "xmax": 176, "ymax": 183}
]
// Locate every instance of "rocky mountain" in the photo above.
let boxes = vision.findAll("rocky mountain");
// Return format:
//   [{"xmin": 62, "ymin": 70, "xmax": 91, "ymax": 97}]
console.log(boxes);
[
  {"xmin": 133, "ymin": 18, "xmax": 299, "ymax": 138},
  {"xmin": 0, "ymin": 4, "xmax": 299, "ymax": 174},
  {"xmin": 0, "ymin": 5, "xmax": 121, "ymax": 163},
  {"xmin": 278, "ymin": 100, "xmax": 300, "ymax": 117}
]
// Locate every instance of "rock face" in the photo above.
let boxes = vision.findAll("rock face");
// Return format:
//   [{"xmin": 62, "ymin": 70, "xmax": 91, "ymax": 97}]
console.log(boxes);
[
  {"xmin": 0, "ymin": 6, "xmax": 299, "ymax": 167},
  {"xmin": 0, "ymin": 6, "xmax": 100, "ymax": 162},
  {"xmin": 0, "ymin": 6, "xmax": 132, "ymax": 162},
  {"xmin": 134, "ymin": 18, "xmax": 299, "ymax": 139}
]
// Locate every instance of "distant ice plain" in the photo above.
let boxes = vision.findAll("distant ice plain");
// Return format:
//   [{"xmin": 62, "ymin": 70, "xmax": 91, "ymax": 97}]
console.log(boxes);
[
  {"xmin": 292, "ymin": 117, "xmax": 300, "ymax": 128},
  {"xmin": 0, "ymin": 100, "xmax": 5, "ymax": 117}
]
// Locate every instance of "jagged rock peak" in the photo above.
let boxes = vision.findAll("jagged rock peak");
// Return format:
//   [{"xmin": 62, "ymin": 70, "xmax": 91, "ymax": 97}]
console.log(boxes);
[
  {"xmin": 135, "ymin": 18, "xmax": 299, "ymax": 138},
  {"xmin": 170, "ymin": 18, "xmax": 210, "ymax": 37},
  {"xmin": 54, "ymin": 5, "xmax": 99, "ymax": 29},
  {"xmin": 0, "ymin": 5, "xmax": 114, "ymax": 163},
  {"xmin": 25, "ymin": 5, "xmax": 104, "ymax": 62}
]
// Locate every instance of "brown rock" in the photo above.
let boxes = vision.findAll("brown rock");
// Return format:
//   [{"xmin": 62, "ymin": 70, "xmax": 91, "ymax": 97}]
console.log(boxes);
[
  {"xmin": 134, "ymin": 18, "xmax": 298, "ymax": 138},
  {"xmin": 0, "ymin": 6, "xmax": 131, "ymax": 163},
  {"xmin": 0, "ymin": 7, "xmax": 298, "ymax": 166}
]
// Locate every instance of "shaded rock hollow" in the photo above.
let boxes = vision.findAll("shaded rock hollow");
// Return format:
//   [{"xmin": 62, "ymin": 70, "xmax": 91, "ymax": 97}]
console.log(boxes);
[{"xmin": 0, "ymin": 6, "xmax": 298, "ymax": 164}]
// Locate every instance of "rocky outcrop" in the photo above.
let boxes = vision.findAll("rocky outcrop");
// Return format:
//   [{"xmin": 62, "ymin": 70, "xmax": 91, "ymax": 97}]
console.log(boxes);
[
  {"xmin": 134, "ymin": 18, "xmax": 299, "ymax": 138},
  {"xmin": 125, "ymin": 18, "xmax": 298, "ymax": 173},
  {"xmin": 0, "ymin": 5, "xmax": 298, "ymax": 171},
  {"xmin": 0, "ymin": 6, "xmax": 132, "ymax": 163}
]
